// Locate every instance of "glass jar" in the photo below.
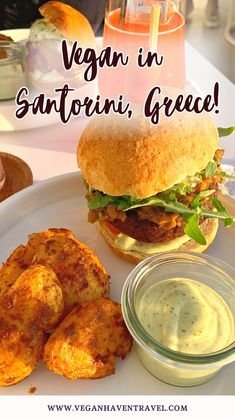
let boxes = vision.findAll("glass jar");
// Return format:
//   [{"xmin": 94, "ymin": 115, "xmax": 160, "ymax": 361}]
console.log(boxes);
[
  {"xmin": 99, "ymin": 0, "xmax": 185, "ymax": 102},
  {"xmin": 0, "ymin": 41, "xmax": 26, "ymax": 101},
  {"xmin": 121, "ymin": 251, "xmax": 235, "ymax": 387}
]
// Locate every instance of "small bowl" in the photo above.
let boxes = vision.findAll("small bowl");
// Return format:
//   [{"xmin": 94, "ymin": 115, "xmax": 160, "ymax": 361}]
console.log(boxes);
[
  {"xmin": 121, "ymin": 251, "xmax": 235, "ymax": 387},
  {"xmin": 0, "ymin": 41, "xmax": 26, "ymax": 100}
]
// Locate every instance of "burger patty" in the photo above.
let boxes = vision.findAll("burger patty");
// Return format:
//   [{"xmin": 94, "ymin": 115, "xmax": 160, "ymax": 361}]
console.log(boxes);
[
  {"xmin": 110, "ymin": 211, "xmax": 186, "ymax": 243},
  {"xmin": 89, "ymin": 194, "xmax": 217, "ymax": 243},
  {"xmin": 87, "ymin": 150, "xmax": 224, "ymax": 243},
  {"xmin": 109, "ymin": 196, "xmax": 218, "ymax": 243}
]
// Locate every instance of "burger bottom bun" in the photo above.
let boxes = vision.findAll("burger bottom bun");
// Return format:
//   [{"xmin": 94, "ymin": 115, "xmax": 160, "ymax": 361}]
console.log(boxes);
[{"xmin": 98, "ymin": 218, "xmax": 219, "ymax": 264}]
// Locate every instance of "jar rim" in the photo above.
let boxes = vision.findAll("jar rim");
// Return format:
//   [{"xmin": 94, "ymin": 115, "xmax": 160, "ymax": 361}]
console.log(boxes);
[
  {"xmin": 0, "ymin": 41, "xmax": 26, "ymax": 65},
  {"xmin": 121, "ymin": 251, "xmax": 235, "ymax": 366}
]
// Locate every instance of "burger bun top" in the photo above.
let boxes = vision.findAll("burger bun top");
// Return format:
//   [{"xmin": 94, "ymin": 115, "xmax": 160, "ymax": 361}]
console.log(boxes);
[{"xmin": 77, "ymin": 110, "xmax": 218, "ymax": 199}]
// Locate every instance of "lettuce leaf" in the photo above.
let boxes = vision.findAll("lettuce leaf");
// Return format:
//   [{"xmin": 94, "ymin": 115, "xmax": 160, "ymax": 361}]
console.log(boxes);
[
  {"xmin": 204, "ymin": 161, "xmax": 217, "ymax": 178},
  {"xmin": 211, "ymin": 197, "xmax": 233, "ymax": 227},
  {"xmin": 191, "ymin": 190, "xmax": 215, "ymax": 208},
  {"xmin": 199, "ymin": 160, "xmax": 235, "ymax": 180},
  {"xmin": 214, "ymin": 171, "xmax": 235, "ymax": 179},
  {"xmin": 88, "ymin": 155, "xmax": 235, "ymax": 244},
  {"xmin": 88, "ymin": 191, "xmax": 117, "ymax": 208},
  {"xmin": 88, "ymin": 188, "xmax": 234, "ymax": 244},
  {"xmin": 184, "ymin": 214, "xmax": 207, "ymax": 245},
  {"xmin": 218, "ymin": 127, "xmax": 235, "ymax": 137},
  {"xmin": 168, "ymin": 183, "xmax": 193, "ymax": 196}
]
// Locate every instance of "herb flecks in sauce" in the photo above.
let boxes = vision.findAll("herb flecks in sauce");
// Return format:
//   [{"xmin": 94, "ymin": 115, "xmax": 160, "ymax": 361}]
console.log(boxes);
[{"xmin": 138, "ymin": 278, "xmax": 234, "ymax": 354}]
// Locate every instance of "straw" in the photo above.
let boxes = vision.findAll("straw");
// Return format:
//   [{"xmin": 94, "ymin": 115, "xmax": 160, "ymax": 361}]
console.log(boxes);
[
  {"xmin": 149, "ymin": 4, "xmax": 161, "ymax": 51},
  {"xmin": 121, "ymin": 0, "xmax": 128, "ymax": 22}
]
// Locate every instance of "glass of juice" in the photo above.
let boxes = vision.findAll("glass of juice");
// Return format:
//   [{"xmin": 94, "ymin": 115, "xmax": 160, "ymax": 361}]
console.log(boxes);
[{"xmin": 99, "ymin": 0, "xmax": 185, "ymax": 102}]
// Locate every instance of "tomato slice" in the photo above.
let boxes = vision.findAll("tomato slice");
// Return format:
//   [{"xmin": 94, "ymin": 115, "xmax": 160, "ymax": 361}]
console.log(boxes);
[{"xmin": 106, "ymin": 222, "xmax": 120, "ymax": 236}]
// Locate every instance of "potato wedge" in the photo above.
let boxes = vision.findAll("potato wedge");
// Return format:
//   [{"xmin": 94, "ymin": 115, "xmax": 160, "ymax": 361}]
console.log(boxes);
[
  {"xmin": 0, "ymin": 228, "xmax": 75, "ymax": 295},
  {"xmin": 0, "ymin": 317, "xmax": 43, "ymax": 387},
  {"xmin": 0, "ymin": 265, "xmax": 64, "ymax": 386},
  {"xmin": 43, "ymin": 297, "xmax": 132, "ymax": 380},
  {"xmin": 1, "ymin": 265, "xmax": 64, "ymax": 332},
  {"xmin": 33, "ymin": 236, "xmax": 110, "ymax": 314}
]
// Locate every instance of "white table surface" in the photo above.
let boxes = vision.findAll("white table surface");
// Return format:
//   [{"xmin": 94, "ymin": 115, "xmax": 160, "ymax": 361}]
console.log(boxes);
[{"xmin": 0, "ymin": 42, "xmax": 235, "ymax": 182}]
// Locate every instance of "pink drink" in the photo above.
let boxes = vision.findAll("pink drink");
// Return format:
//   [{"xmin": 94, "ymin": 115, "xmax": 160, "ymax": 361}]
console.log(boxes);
[{"xmin": 99, "ymin": 7, "xmax": 185, "ymax": 102}]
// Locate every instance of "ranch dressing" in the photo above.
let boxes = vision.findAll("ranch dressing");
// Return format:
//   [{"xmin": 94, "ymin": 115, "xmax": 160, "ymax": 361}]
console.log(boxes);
[
  {"xmin": 115, "ymin": 232, "xmax": 191, "ymax": 255},
  {"xmin": 138, "ymin": 278, "xmax": 234, "ymax": 355}
]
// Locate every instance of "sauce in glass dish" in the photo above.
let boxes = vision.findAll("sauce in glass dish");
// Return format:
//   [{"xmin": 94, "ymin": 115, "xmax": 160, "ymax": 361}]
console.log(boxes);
[
  {"xmin": 138, "ymin": 278, "xmax": 234, "ymax": 355},
  {"xmin": 122, "ymin": 252, "xmax": 235, "ymax": 386}
]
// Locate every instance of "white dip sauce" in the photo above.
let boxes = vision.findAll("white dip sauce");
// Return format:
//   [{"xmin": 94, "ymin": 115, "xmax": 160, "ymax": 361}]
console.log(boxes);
[
  {"xmin": 138, "ymin": 278, "xmax": 234, "ymax": 354},
  {"xmin": 136, "ymin": 278, "xmax": 235, "ymax": 386}
]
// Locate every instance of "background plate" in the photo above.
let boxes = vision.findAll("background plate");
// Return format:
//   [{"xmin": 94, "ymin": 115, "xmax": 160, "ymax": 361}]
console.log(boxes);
[{"xmin": 0, "ymin": 171, "xmax": 235, "ymax": 395}]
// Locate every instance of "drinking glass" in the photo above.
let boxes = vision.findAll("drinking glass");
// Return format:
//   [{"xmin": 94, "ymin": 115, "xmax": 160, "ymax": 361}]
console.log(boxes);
[{"xmin": 99, "ymin": 0, "xmax": 185, "ymax": 102}]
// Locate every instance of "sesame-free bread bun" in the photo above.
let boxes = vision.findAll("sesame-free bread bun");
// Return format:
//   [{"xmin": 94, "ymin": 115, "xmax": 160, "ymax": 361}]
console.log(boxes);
[
  {"xmin": 98, "ymin": 218, "xmax": 219, "ymax": 264},
  {"xmin": 39, "ymin": 1, "xmax": 96, "ymax": 48},
  {"xmin": 77, "ymin": 111, "xmax": 218, "ymax": 199}
]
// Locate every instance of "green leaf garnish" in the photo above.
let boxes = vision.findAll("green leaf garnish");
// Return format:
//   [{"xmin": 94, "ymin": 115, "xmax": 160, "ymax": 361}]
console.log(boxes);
[
  {"xmin": 89, "ymin": 189, "xmax": 234, "ymax": 221},
  {"xmin": 218, "ymin": 127, "xmax": 235, "ymax": 137},
  {"xmin": 88, "ymin": 166, "xmax": 235, "ymax": 245},
  {"xmin": 184, "ymin": 214, "xmax": 207, "ymax": 245},
  {"xmin": 204, "ymin": 161, "xmax": 217, "ymax": 178},
  {"xmin": 191, "ymin": 190, "xmax": 215, "ymax": 208},
  {"xmin": 215, "ymin": 171, "xmax": 235, "ymax": 179},
  {"xmin": 211, "ymin": 197, "xmax": 226, "ymax": 212},
  {"xmin": 211, "ymin": 197, "xmax": 233, "ymax": 227},
  {"xmin": 171, "ymin": 183, "xmax": 193, "ymax": 196},
  {"xmin": 88, "ymin": 191, "xmax": 117, "ymax": 209},
  {"xmin": 88, "ymin": 189, "xmax": 235, "ymax": 243}
]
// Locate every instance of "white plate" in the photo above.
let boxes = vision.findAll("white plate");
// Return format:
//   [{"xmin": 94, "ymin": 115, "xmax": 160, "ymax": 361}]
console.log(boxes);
[
  {"xmin": 1, "ymin": 28, "xmax": 29, "ymax": 43},
  {"xmin": 0, "ymin": 29, "xmax": 96, "ymax": 132},
  {"xmin": 0, "ymin": 171, "xmax": 235, "ymax": 395}
]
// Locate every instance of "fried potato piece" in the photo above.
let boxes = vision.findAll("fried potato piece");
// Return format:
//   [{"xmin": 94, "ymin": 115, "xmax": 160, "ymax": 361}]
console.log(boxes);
[
  {"xmin": 0, "ymin": 228, "xmax": 75, "ymax": 295},
  {"xmin": 28, "ymin": 228, "xmax": 75, "ymax": 257},
  {"xmin": 0, "ymin": 34, "xmax": 14, "ymax": 59},
  {"xmin": 1, "ymin": 265, "xmax": 64, "ymax": 332},
  {"xmin": 0, "ymin": 34, "xmax": 13, "ymax": 42},
  {"xmin": 0, "ymin": 245, "xmax": 30, "ymax": 295},
  {"xmin": 0, "ymin": 265, "xmax": 64, "ymax": 386},
  {"xmin": 0, "ymin": 318, "xmax": 43, "ymax": 387},
  {"xmin": 43, "ymin": 297, "xmax": 132, "ymax": 380},
  {"xmin": 33, "ymin": 236, "xmax": 110, "ymax": 314}
]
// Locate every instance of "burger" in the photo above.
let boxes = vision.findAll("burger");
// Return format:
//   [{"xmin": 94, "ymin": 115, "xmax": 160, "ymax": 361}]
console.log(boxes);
[
  {"xmin": 27, "ymin": 1, "xmax": 96, "ymax": 94},
  {"xmin": 77, "ymin": 111, "xmax": 234, "ymax": 263}
]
